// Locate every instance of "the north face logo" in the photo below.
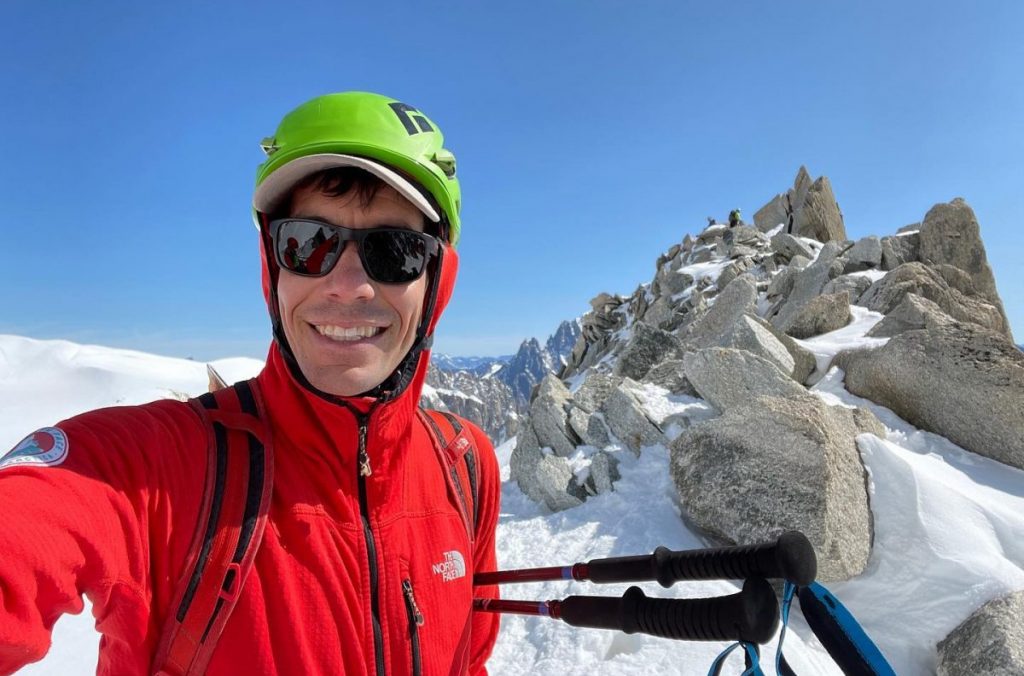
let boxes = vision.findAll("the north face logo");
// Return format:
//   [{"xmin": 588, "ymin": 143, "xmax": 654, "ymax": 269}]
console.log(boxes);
[{"xmin": 431, "ymin": 550, "xmax": 466, "ymax": 582}]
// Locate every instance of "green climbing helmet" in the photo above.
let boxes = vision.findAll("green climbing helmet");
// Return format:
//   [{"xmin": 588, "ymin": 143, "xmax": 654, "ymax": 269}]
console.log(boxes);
[{"xmin": 253, "ymin": 91, "xmax": 463, "ymax": 246}]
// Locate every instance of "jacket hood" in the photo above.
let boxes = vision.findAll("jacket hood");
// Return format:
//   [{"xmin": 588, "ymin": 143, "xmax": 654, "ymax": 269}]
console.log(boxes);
[{"xmin": 256, "ymin": 211, "xmax": 459, "ymax": 412}]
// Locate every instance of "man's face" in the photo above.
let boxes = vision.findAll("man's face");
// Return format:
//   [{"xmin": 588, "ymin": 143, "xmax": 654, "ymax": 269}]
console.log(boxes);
[{"xmin": 276, "ymin": 182, "xmax": 429, "ymax": 397}]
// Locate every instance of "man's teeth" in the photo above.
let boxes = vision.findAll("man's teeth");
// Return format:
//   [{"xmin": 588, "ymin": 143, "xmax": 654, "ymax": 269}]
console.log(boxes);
[{"xmin": 315, "ymin": 325, "xmax": 383, "ymax": 341}]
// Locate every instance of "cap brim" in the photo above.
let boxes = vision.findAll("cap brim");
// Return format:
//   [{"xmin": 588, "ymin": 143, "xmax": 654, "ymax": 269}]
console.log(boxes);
[{"xmin": 252, "ymin": 153, "xmax": 440, "ymax": 223}]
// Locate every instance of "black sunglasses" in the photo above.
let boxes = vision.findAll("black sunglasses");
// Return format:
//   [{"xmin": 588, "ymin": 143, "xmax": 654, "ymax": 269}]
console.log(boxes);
[{"xmin": 269, "ymin": 218, "xmax": 439, "ymax": 284}]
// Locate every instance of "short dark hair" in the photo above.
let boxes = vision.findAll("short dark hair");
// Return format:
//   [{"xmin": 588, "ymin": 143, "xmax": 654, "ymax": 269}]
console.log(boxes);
[{"xmin": 282, "ymin": 166, "xmax": 442, "ymax": 238}]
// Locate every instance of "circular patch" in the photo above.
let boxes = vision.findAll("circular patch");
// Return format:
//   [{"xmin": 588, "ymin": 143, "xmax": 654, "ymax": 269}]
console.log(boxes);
[{"xmin": 0, "ymin": 427, "xmax": 69, "ymax": 470}]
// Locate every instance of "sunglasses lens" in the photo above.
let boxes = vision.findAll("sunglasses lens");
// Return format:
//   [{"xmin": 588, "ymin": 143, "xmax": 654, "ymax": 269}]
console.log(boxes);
[
  {"xmin": 275, "ymin": 220, "xmax": 343, "ymax": 276},
  {"xmin": 362, "ymin": 230, "xmax": 431, "ymax": 283}
]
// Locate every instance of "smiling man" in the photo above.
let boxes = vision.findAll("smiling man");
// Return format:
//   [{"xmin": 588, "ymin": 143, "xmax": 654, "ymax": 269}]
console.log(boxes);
[{"xmin": 0, "ymin": 92, "xmax": 501, "ymax": 675}]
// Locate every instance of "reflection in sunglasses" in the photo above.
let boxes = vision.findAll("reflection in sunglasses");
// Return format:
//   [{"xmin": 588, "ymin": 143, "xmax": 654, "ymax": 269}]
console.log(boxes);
[{"xmin": 305, "ymin": 234, "xmax": 340, "ymax": 275}]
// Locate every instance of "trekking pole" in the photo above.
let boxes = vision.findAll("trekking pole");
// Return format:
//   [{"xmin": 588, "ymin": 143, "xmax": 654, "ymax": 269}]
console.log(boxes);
[
  {"xmin": 473, "ymin": 578, "xmax": 779, "ymax": 644},
  {"xmin": 474, "ymin": 531, "xmax": 816, "ymax": 588}
]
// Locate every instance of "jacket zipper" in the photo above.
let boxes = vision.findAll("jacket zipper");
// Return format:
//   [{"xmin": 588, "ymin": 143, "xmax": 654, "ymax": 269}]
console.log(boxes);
[
  {"xmin": 402, "ymin": 579, "xmax": 424, "ymax": 676},
  {"xmin": 356, "ymin": 411, "xmax": 386, "ymax": 676}
]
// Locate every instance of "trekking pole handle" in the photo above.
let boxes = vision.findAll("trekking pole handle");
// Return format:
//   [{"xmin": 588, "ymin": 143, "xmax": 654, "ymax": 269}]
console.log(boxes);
[
  {"xmin": 583, "ymin": 531, "xmax": 816, "ymax": 587},
  {"xmin": 553, "ymin": 578, "xmax": 779, "ymax": 644}
]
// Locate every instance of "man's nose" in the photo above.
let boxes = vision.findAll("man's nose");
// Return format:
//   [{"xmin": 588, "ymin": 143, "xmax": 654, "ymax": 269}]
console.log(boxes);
[{"xmin": 322, "ymin": 243, "xmax": 375, "ymax": 300}]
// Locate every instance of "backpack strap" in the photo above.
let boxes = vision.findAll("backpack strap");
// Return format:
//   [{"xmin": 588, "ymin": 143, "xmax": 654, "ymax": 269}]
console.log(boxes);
[
  {"xmin": 151, "ymin": 379, "xmax": 274, "ymax": 676},
  {"xmin": 419, "ymin": 408, "xmax": 481, "ymax": 542}
]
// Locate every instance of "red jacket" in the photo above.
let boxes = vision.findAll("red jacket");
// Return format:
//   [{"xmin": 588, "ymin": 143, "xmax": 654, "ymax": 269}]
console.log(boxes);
[{"xmin": 0, "ymin": 241, "xmax": 501, "ymax": 674}]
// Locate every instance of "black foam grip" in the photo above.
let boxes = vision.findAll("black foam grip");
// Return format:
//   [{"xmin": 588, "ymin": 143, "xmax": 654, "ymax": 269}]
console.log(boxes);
[
  {"xmin": 653, "ymin": 531, "xmax": 816, "ymax": 587},
  {"xmin": 584, "ymin": 531, "xmax": 816, "ymax": 587},
  {"xmin": 558, "ymin": 578, "xmax": 779, "ymax": 644}
]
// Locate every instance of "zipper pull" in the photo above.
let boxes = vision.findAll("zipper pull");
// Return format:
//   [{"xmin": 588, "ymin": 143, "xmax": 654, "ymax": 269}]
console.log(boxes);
[
  {"xmin": 358, "ymin": 417, "xmax": 372, "ymax": 477},
  {"xmin": 403, "ymin": 579, "xmax": 425, "ymax": 626}
]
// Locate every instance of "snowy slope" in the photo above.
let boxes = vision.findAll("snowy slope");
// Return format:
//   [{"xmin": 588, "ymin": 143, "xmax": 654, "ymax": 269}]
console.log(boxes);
[{"xmin": 1, "ymin": 333, "xmax": 1023, "ymax": 674}]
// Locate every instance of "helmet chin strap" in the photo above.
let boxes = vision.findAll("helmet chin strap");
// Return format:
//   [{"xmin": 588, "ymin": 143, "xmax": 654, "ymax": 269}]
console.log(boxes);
[{"xmin": 259, "ymin": 212, "xmax": 442, "ymax": 405}]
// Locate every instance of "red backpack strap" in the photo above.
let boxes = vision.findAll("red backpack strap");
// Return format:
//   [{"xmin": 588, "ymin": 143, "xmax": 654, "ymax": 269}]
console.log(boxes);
[
  {"xmin": 151, "ymin": 379, "xmax": 274, "ymax": 676},
  {"xmin": 419, "ymin": 408, "xmax": 481, "ymax": 541}
]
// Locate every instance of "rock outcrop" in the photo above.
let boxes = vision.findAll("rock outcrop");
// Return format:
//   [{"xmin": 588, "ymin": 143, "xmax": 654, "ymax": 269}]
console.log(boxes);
[
  {"xmin": 670, "ymin": 394, "xmax": 884, "ymax": 580},
  {"xmin": 859, "ymin": 262, "xmax": 1009, "ymax": 339},
  {"xmin": 837, "ymin": 324, "xmax": 1024, "ymax": 470},
  {"xmin": 507, "ymin": 167, "xmax": 1017, "ymax": 541},
  {"xmin": 754, "ymin": 167, "xmax": 846, "ymax": 243},
  {"xmin": 918, "ymin": 198, "xmax": 1012, "ymax": 339},
  {"xmin": 425, "ymin": 320, "xmax": 580, "ymax": 443}
]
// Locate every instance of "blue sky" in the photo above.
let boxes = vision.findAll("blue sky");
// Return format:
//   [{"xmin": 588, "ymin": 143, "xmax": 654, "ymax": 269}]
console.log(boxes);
[{"xmin": 2, "ymin": 1, "xmax": 1021, "ymax": 359}]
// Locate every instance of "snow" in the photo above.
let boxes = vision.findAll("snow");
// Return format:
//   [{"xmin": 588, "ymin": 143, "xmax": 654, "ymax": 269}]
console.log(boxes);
[
  {"xmin": 3, "ymin": 332, "xmax": 1023, "ymax": 675},
  {"xmin": 792, "ymin": 305, "xmax": 889, "ymax": 378},
  {"xmin": 845, "ymin": 269, "xmax": 887, "ymax": 283}
]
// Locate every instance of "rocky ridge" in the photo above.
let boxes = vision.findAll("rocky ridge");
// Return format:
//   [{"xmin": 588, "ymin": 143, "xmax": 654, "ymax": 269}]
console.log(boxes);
[
  {"xmin": 507, "ymin": 167, "xmax": 1020, "ymax": 669},
  {"xmin": 422, "ymin": 320, "xmax": 581, "ymax": 443}
]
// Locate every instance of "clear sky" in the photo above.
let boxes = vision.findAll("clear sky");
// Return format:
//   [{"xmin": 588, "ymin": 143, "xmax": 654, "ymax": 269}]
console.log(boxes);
[{"xmin": 2, "ymin": 1, "xmax": 1021, "ymax": 359}]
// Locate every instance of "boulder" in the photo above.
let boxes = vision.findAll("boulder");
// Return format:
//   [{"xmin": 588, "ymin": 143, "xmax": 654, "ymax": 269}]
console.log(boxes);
[
  {"xmin": 675, "ymin": 267, "xmax": 805, "ymax": 378},
  {"xmin": 866, "ymin": 293, "xmax": 955, "ymax": 338},
  {"xmin": 679, "ymin": 275, "xmax": 758, "ymax": 347},
  {"xmin": 722, "ymin": 315, "xmax": 798, "ymax": 377},
  {"xmin": 528, "ymin": 375, "xmax": 578, "ymax": 457},
  {"xmin": 655, "ymin": 264, "xmax": 694, "ymax": 297},
  {"xmin": 670, "ymin": 394, "xmax": 884, "ymax": 581},
  {"xmin": 753, "ymin": 192, "xmax": 789, "ymax": 232},
  {"xmin": 697, "ymin": 224, "xmax": 729, "ymax": 244},
  {"xmin": 656, "ymin": 243, "xmax": 682, "ymax": 270},
  {"xmin": 614, "ymin": 322, "xmax": 685, "ymax": 381},
  {"xmin": 793, "ymin": 176, "xmax": 846, "ymax": 243},
  {"xmin": 642, "ymin": 359, "xmax": 698, "ymax": 397},
  {"xmin": 836, "ymin": 324, "xmax": 1024, "ymax": 470},
  {"xmin": 842, "ymin": 236, "xmax": 882, "ymax": 273},
  {"xmin": 689, "ymin": 246, "xmax": 716, "ymax": 264},
  {"xmin": 568, "ymin": 407, "xmax": 613, "ymax": 449},
  {"xmin": 792, "ymin": 165, "xmax": 813, "ymax": 208},
  {"xmin": 509, "ymin": 427, "xmax": 585, "ymax": 512},
  {"xmin": 747, "ymin": 314, "xmax": 818, "ymax": 384},
  {"xmin": 725, "ymin": 225, "xmax": 770, "ymax": 250},
  {"xmin": 600, "ymin": 379, "xmax": 666, "ymax": 454},
  {"xmin": 823, "ymin": 274, "xmax": 873, "ymax": 301},
  {"xmin": 770, "ymin": 233, "xmax": 816, "ymax": 262},
  {"xmin": 859, "ymin": 262, "xmax": 1009, "ymax": 338},
  {"xmin": 880, "ymin": 232, "xmax": 920, "ymax": 271},
  {"xmin": 937, "ymin": 589, "xmax": 1024, "ymax": 676},
  {"xmin": 641, "ymin": 295, "xmax": 679, "ymax": 330},
  {"xmin": 683, "ymin": 347, "xmax": 807, "ymax": 413},
  {"xmin": 771, "ymin": 242, "xmax": 845, "ymax": 332},
  {"xmin": 573, "ymin": 371, "xmax": 618, "ymax": 413},
  {"xmin": 717, "ymin": 258, "xmax": 755, "ymax": 291},
  {"xmin": 583, "ymin": 450, "xmax": 622, "ymax": 496},
  {"xmin": 932, "ymin": 263, "xmax": 979, "ymax": 297},
  {"xmin": 782, "ymin": 291, "xmax": 853, "ymax": 339},
  {"xmin": 918, "ymin": 199, "xmax": 1004, "ymax": 312},
  {"xmin": 767, "ymin": 265, "xmax": 801, "ymax": 299}
]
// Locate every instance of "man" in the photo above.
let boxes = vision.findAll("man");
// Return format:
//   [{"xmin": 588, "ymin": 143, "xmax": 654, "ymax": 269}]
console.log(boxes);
[{"xmin": 0, "ymin": 91, "xmax": 500, "ymax": 675}]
